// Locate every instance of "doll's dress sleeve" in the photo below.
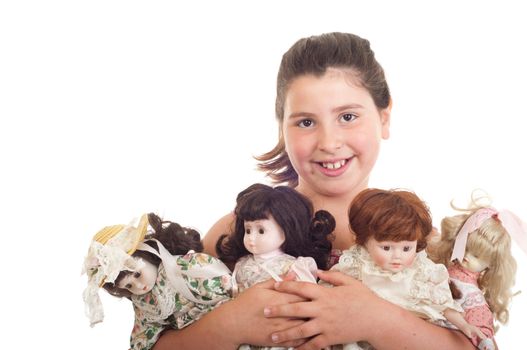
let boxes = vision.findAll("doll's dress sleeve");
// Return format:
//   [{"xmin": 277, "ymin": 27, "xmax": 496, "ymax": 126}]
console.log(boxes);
[
  {"xmin": 129, "ymin": 253, "xmax": 232, "ymax": 350},
  {"xmin": 289, "ymin": 256, "xmax": 318, "ymax": 283},
  {"xmin": 404, "ymin": 251, "xmax": 463, "ymax": 322},
  {"xmin": 448, "ymin": 264, "xmax": 495, "ymax": 347}
]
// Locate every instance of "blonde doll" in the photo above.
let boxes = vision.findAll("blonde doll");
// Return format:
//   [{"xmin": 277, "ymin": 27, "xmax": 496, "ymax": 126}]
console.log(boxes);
[
  {"xmin": 329, "ymin": 188, "xmax": 486, "ymax": 350},
  {"xmin": 429, "ymin": 193, "xmax": 527, "ymax": 350},
  {"xmin": 82, "ymin": 213, "xmax": 232, "ymax": 350}
]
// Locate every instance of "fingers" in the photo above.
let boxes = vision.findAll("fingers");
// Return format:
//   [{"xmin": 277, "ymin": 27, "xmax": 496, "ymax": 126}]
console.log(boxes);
[
  {"xmin": 272, "ymin": 279, "xmax": 324, "ymax": 300},
  {"xmin": 269, "ymin": 319, "xmax": 321, "ymax": 345},
  {"xmin": 317, "ymin": 269, "xmax": 359, "ymax": 286}
]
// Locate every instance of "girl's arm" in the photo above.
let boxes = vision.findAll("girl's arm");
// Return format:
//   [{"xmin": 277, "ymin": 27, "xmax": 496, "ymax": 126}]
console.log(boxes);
[
  {"xmin": 265, "ymin": 270, "xmax": 476, "ymax": 350},
  {"xmin": 153, "ymin": 278, "xmax": 307, "ymax": 349}
]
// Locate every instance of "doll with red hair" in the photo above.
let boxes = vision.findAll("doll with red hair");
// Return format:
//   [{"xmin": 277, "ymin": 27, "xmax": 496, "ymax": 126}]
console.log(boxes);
[{"xmin": 329, "ymin": 188, "xmax": 486, "ymax": 350}]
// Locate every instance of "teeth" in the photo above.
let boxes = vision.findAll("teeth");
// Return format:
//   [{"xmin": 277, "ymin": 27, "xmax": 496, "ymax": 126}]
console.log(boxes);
[{"xmin": 322, "ymin": 160, "xmax": 346, "ymax": 169}]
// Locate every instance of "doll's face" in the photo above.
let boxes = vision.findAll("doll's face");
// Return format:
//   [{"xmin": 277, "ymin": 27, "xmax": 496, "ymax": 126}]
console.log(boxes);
[
  {"xmin": 117, "ymin": 258, "xmax": 158, "ymax": 295},
  {"xmin": 365, "ymin": 238, "xmax": 417, "ymax": 273},
  {"xmin": 243, "ymin": 215, "xmax": 285, "ymax": 258},
  {"xmin": 461, "ymin": 252, "xmax": 490, "ymax": 273}
]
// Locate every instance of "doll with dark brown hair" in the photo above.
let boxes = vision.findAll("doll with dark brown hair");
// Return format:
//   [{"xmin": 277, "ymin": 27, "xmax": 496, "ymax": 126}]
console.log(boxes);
[
  {"xmin": 216, "ymin": 183, "xmax": 335, "ymax": 293},
  {"xmin": 329, "ymin": 188, "xmax": 486, "ymax": 350},
  {"xmin": 82, "ymin": 213, "xmax": 232, "ymax": 350}
]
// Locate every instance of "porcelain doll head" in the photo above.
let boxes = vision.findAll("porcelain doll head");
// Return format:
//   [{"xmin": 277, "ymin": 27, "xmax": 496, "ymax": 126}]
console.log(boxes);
[
  {"xmin": 429, "ymin": 196, "xmax": 518, "ymax": 326},
  {"xmin": 82, "ymin": 213, "xmax": 203, "ymax": 326},
  {"xmin": 101, "ymin": 213, "xmax": 203, "ymax": 298},
  {"xmin": 216, "ymin": 183, "xmax": 335, "ymax": 269},
  {"xmin": 243, "ymin": 214, "xmax": 286, "ymax": 258},
  {"xmin": 348, "ymin": 188, "xmax": 433, "ymax": 272}
]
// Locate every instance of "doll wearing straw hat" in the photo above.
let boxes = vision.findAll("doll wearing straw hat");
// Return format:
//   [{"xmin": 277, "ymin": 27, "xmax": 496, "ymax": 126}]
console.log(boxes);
[{"xmin": 82, "ymin": 213, "xmax": 233, "ymax": 350}]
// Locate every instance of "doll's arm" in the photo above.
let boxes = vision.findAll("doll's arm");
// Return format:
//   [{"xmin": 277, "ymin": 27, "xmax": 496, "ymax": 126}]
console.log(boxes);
[
  {"xmin": 264, "ymin": 270, "xmax": 476, "ymax": 350},
  {"xmin": 444, "ymin": 308, "xmax": 487, "ymax": 343},
  {"xmin": 152, "ymin": 276, "xmax": 308, "ymax": 349}
]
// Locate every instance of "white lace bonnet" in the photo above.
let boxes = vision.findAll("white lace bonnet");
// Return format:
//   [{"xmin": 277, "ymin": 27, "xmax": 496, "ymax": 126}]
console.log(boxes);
[{"xmin": 82, "ymin": 214, "xmax": 149, "ymax": 327}]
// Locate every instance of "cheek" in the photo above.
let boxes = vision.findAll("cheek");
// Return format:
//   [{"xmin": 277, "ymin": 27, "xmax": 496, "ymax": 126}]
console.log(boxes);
[{"xmin": 370, "ymin": 251, "xmax": 388, "ymax": 266}]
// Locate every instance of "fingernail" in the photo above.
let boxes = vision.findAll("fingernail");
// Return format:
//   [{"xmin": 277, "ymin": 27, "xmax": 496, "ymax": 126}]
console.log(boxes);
[
  {"xmin": 263, "ymin": 307, "xmax": 270, "ymax": 316},
  {"xmin": 274, "ymin": 282, "xmax": 281, "ymax": 289},
  {"xmin": 271, "ymin": 334, "xmax": 279, "ymax": 343}
]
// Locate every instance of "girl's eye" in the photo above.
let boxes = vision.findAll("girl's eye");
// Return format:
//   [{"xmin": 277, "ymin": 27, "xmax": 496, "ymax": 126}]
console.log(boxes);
[
  {"xmin": 298, "ymin": 119, "xmax": 314, "ymax": 128},
  {"xmin": 382, "ymin": 246, "xmax": 390, "ymax": 251},
  {"xmin": 134, "ymin": 271, "xmax": 141, "ymax": 278},
  {"xmin": 258, "ymin": 228, "xmax": 265, "ymax": 234},
  {"xmin": 340, "ymin": 113, "xmax": 357, "ymax": 123}
]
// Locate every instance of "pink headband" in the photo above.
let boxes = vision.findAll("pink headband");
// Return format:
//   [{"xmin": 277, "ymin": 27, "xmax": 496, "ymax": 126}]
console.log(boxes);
[{"xmin": 450, "ymin": 207, "xmax": 527, "ymax": 261}]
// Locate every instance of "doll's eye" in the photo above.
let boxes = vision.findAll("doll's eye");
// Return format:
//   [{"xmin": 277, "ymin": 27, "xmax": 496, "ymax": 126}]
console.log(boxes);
[
  {"xmin": 258, "ymin": 228, "xmax": 265, "ymax": 234},
  {"xmin": 125, "ymin": 283, "xmax": 132, "ymax": 289},
  {"xmin": 382, "ymin": 246, "xmax": 390, "ymax": 251},
  {"xmin": 133, "ymin": 272, "xmax": 141, "ymax": 278},
  {"xmin": 403, "ymin": 246, "xmax": 411, "ymax": 252},
  {"xmin": 245, "ymin": 228, "xmax": 251, "ymax": 234}
]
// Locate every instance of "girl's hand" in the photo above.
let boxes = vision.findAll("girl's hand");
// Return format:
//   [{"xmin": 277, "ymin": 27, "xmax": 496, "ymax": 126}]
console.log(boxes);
[
  {"xmin": 263, "ymin": 270, "xmax": 379, "ymax": 350},
  {"xmin": 232, "ymin": 277, "xmax": 310, "ymax": 347}
]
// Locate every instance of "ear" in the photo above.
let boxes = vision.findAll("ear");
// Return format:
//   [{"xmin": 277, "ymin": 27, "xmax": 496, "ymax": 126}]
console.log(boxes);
[{"xmin": 380, "ymin": 99, "xmax": 392, "ymax": 140}]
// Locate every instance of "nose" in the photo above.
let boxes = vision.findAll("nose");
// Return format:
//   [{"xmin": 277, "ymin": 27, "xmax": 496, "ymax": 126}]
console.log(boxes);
[
  {"xmin": 318, "ymin": 123, "xmax": 343, "ymax": 153},
  {"xmin": 392, "ymin": 249, "xmax": 402, "ymax": 259}
]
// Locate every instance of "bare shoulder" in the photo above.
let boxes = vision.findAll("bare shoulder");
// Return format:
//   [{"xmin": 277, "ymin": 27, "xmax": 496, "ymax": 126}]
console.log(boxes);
[{"xmin": 202, "ymin": 212, "xmax": 235, "ymax": 256}]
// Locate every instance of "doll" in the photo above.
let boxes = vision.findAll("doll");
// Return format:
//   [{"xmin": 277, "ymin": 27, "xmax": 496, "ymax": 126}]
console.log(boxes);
[
  {"xmin": 428, "ymin": 193, "xmax": 527, "ymax": 350},
  {"xmin": 82, "ymin": 213, "xmax": 232, "ymax": 350},
  {"xmin": 216, "ymin": 183, "xmax": 334, "ymax": 350},
  {"xmin": 329, "ymin": 188, "xmax": 485, "ymax": 350},
  {"xmin": 216, "ymin": 183, "xmax": 335, "ymax": 292}
]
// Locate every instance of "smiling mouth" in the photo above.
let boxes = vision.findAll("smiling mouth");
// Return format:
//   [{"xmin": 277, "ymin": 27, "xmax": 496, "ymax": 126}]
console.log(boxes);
[{"xmin": 319, "ymin": 159, "xmax": 349, "ymax": 169}]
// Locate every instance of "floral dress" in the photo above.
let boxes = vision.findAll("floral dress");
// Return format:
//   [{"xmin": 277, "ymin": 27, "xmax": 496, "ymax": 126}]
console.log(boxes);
[
  {"xmin": 328, "ymin": 245, "xmax": 463, "ymax": 350},
  {"xmin": 129, "ymin": 253, "xmax": 232, "ymax": 350},
  {"xmin": 234, "ymin": 253, "xmax": 318, "ymax": 350},
  {"xmin": 448, "ymin": 263, "xmax": 496, "ymax": 349}
]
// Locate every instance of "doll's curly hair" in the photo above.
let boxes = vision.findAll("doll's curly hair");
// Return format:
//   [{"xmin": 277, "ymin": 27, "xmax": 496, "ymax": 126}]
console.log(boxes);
[
  {"xmin": 349, "ymin": 188, "xmax": 432, "ymax": 252},
  {"xmin": 216, "ymin": 183, "xmax": 335, "ymax": 270},
  {"xmin": 103, "ymin": 213, "xmax": 203, "ymax": 298},
  {"xmin": 428, "ymin": 204, "xmax": 517, "ymax": 328}
]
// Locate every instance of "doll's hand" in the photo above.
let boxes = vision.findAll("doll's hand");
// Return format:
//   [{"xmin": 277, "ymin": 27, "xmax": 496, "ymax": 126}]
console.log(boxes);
[
  {"xmin": 263, "ymin": 270, "xmax": 379, "ymax": 350},
  {"xmin": 232, "ymin": 277, "xmax": 309, "ymax": 347},
  {"xmin": 459, "ymin": 323, "xmax": 487, "ymax": 345}
]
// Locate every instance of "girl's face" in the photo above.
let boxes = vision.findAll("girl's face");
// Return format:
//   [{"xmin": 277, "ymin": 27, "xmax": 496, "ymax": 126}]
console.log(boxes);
[
  {"xmin": 243, "ymin": 215, "xmax": 285, "ymax": 258},
  {"xmin": 365, "ymin": 238, "xmax": 417, "ymax": 273},
  {"xmin": 117, "ymin": 258, "xmax": 158, "ymax": 295},
  {"xmin": 282, "ymin": 69, "xmax": 390, "ymax": 198}
]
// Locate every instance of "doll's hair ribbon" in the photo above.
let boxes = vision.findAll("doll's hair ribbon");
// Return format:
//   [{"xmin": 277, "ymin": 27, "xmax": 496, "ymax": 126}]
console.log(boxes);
[
  {"xmin": 451, "ymin": 207, "xmax": 527, "ymax": 261},
  {"xmin": 137, "ymin": 240, "xmax": 231, "ymax": 305}
]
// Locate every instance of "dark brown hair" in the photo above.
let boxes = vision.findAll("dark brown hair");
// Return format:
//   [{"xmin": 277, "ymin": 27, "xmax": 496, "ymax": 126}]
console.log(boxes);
[
  {"xmin": 257, "ymin": 32, "xmax": 391, "ymax": 186},
  {"xmin": 348, "ymin": 188, "xmax": 432, "ymax": 252},
  {"xmin": 216, "ymin": 183, "xmax": 335, "ymax": 270},
  {"xmin": 103, "ymin": 213, "xmax": 203, "ymax": 298}
]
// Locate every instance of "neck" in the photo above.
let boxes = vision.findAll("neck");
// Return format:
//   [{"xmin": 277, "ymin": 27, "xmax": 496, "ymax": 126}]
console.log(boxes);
[{"xmin": 253, "ymin": 249, "xmax": 284, "ymax": 260}]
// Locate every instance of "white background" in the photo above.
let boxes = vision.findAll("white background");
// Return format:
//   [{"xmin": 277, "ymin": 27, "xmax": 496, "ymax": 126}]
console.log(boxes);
[{"xmin": 1, "ymin": 1, "xmax": 525, "ymax": 349}]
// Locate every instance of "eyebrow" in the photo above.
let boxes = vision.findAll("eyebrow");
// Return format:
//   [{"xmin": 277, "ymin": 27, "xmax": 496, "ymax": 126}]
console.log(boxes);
[{"xmin": 287, "ymin": 104, "xmax": 365, "ymax": 120}]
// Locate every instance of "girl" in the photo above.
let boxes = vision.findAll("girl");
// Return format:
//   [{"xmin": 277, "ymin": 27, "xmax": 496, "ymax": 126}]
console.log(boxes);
[
  {"xmin": 329, "ymin": 188, "xmax": 486, "ymax": 349},
  {"xmin": 216, "ymin": 183, "xmax": 334, "ymax": 293},
  {"xmin": 154, "ymin": 32, "xmax": 475, "ymax": 349},
  {"xmin": 82, "ymin": 213, "xmax": 232, "ymax": 350},
  {"xmin": 428, "ymin": 194, "xmax": 522, "ymax": 350}
]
